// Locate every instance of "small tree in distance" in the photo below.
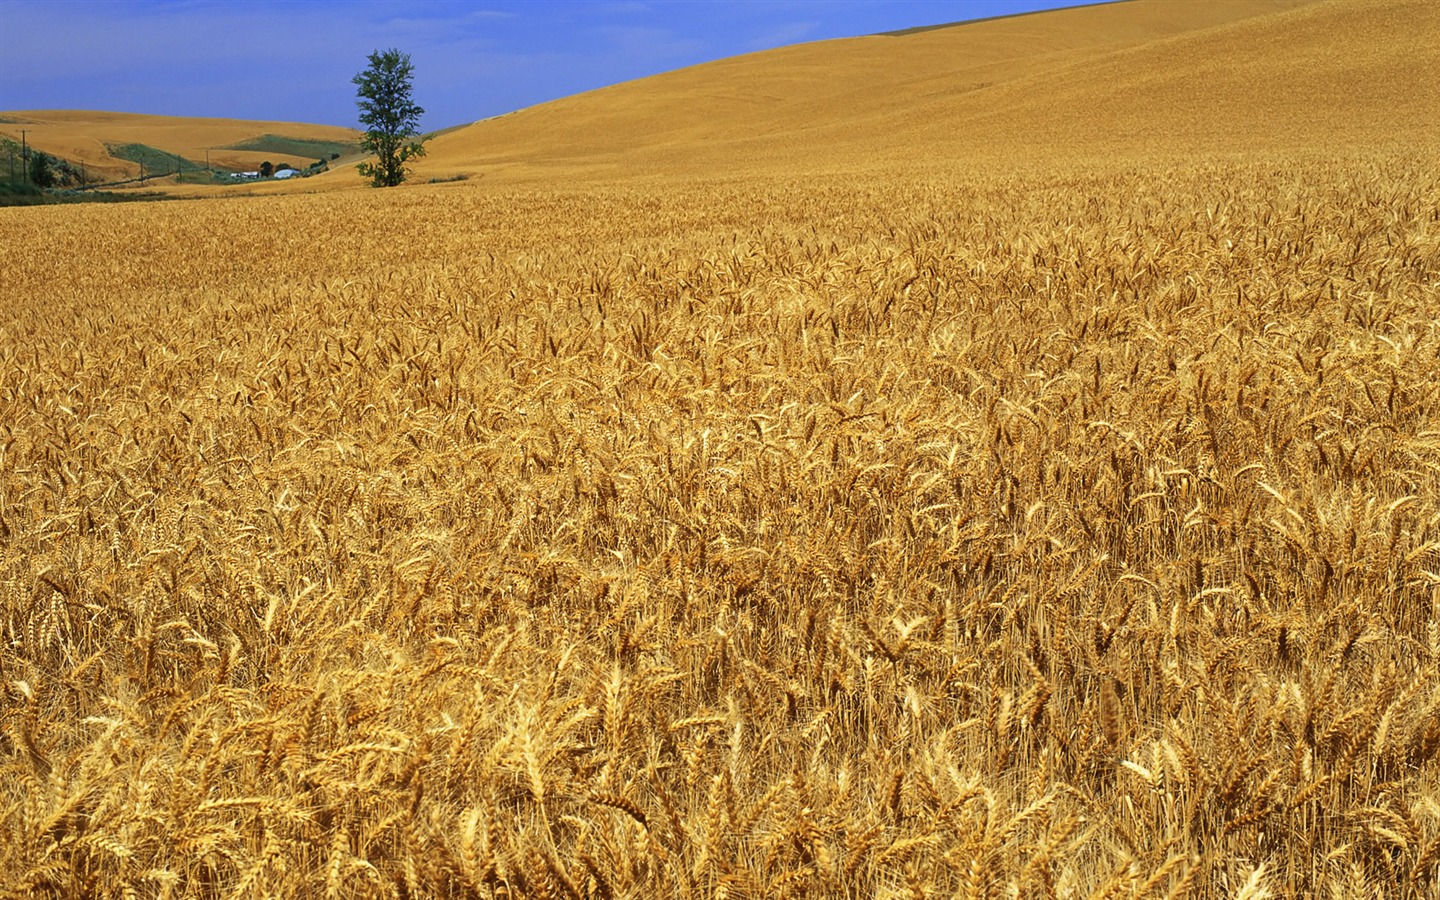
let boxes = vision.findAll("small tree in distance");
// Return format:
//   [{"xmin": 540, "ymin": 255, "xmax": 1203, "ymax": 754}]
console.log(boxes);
[
  {"xmin": 353, "ymin": 48, "xmax": 428, "ymax": 188},
  {"xmin": 28, "ymin": 151, "xmax": 56, "ymax": 189}
]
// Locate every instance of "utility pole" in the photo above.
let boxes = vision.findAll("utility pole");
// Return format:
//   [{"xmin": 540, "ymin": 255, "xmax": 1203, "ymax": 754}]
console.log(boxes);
[{"xmin": 20, "ymin": 129, "xmax": 28, "ymax": 185}]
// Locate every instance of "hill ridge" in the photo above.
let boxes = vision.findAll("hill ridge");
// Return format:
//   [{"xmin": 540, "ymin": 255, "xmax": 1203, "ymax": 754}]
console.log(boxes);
[{"xmin": 879, "ymin": 0, "xmax": 1132, "ymax": 37}]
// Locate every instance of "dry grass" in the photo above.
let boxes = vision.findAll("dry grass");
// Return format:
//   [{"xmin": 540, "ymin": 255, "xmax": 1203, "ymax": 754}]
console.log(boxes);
[{"xmin": 2, "ymin": 154, "xmax": 1439, "ymax": 897}]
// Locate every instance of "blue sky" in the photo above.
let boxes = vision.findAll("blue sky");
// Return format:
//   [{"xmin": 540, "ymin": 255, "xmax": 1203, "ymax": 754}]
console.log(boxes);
[{"xmin": 2, "ymin": 1, "xmax": 1085, "ymax": 129}]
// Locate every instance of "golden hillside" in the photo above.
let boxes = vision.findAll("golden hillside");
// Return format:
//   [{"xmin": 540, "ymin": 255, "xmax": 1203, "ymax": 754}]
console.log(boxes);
[
  {"xmin": 413, "ymin": 0, "xmax": 1439, "ymax": 183},
  {"xmin": 0, "ymin": 110, "xmax": 358, "ymax": 183}
]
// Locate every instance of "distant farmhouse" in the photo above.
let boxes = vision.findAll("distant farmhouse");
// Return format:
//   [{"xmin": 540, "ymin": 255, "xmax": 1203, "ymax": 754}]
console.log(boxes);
[{"xmin": 230, "ymin": 163, "xmax": 298, "ymax": 180}]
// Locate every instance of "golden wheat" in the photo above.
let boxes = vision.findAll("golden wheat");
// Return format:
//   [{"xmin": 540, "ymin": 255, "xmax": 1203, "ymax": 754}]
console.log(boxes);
[{"xmin": 1, "ymin": 155, "xmax": 1438, "ymax": 898}]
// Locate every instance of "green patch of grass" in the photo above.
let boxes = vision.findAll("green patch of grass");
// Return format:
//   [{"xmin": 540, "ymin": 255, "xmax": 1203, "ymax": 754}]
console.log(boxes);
[
  {"xmin": 0, "ymin": 182, "xmax": 173, "ymax": 206},
  {"xmin": 222, "ymin": 134, "xmax": 358, "ymax": 162},
  {"xmin": 106, "ymin": 142, "xmax": 200, "ymax": 175},
  {"xmin": 0, "ymin": 181, "xmax": 47, "ymax": 206},
  {"xmin": 105, "ymin": 143, "xmax": 233, "ymax": 184}
]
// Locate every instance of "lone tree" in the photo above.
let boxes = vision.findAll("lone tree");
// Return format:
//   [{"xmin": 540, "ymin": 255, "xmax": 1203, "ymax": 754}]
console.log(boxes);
[{"xmin": 353, "ymin": 48, "xmax": 428, "ymax": 187}]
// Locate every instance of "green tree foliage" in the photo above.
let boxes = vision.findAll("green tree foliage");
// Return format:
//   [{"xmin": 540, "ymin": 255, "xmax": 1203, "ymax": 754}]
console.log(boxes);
[
  {"xmin": 353, "ymin": 48, "xmax": 428, "ymax": 188},
  {"xmin": 28, "ymin": 151, "xmax": 56, "ymax": 189}
]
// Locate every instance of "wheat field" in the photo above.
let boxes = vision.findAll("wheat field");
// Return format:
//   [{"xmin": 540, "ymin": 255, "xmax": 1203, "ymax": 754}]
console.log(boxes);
[{"xmin": 3, "ymin": 153, "xmax": 1439, "ymax": 897}]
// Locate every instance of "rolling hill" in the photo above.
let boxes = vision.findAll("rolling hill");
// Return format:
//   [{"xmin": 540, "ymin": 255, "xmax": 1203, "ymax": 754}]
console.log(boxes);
[
  {"xmin": 408, "ymin": 0, "xmax": 1438, "ymax": 184},
  {"xmin": 0, "ymin": 110, "xmax": 359, "ymax": 184}
]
